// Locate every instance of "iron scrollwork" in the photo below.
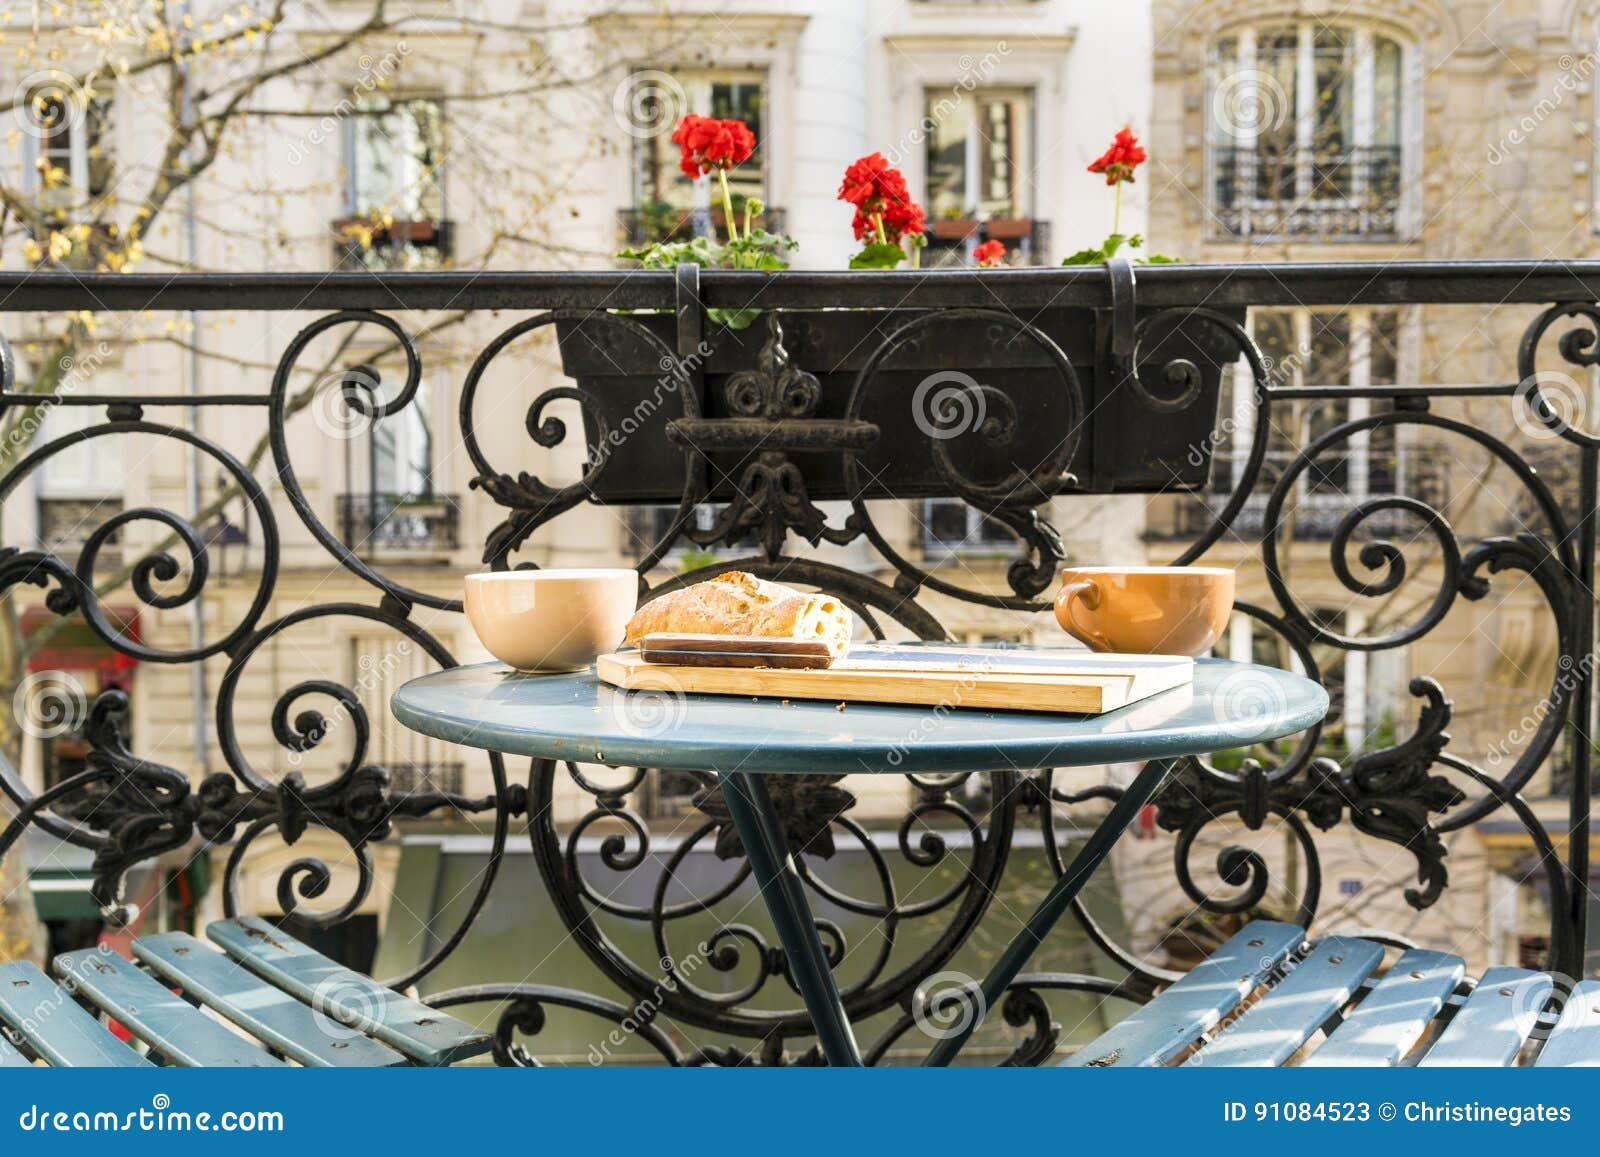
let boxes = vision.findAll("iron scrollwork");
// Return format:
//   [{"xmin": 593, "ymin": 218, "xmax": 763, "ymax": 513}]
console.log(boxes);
[{"xmin": 0, "ymin": 267, "xmax": 1593, "ymax": 1063}]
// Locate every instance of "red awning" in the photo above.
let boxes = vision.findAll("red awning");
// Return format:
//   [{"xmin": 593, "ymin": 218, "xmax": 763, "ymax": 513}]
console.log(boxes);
[{"xmin": 22, "ymin": 606, "xmax": 140, "ymax": 681}]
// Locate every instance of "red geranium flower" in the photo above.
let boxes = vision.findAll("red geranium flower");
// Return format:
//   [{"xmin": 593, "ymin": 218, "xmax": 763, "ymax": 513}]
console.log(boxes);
[
  {"xmin": 838, "ymin": 152, "xmax": 908, "ymax": 215},
  {"xmin": 883, "ymin": 198, "xmax": 926, "ymax": 241},
  {"xmin": 973, "ymin": 239, "xmax": 1006, "ymax": 267},
  {"xmin": 1087, "ymin": 127, "xmax": 1147, "ymax": 185},
  {"xmin": 673, "ymin": 115, "xmax": 756, "ymax": 179}
]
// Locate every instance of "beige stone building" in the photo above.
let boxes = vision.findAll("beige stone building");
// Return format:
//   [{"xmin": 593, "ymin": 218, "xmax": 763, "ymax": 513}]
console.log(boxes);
[{"xmin": 1138, "ymin": 0, "xmax": 1600, "ymax": 970}]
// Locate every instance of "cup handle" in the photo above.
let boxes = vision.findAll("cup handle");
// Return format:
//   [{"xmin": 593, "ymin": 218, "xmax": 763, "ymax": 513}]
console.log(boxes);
[{"xmin": 1056, "ymin": 579, "xmax": 1114, "ymax": 652}]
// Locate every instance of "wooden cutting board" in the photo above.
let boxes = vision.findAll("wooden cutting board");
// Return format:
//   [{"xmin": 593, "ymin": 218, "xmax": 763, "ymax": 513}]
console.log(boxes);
[{"xmin": 594, "ymin": 643, "xmax": 1194, "ymax": 715}]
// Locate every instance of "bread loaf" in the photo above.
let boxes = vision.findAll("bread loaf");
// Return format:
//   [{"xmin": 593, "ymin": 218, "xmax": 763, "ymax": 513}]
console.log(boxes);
[{"xmin": 623, "ymin": 572, "xmax": 854, "ymax": 657}]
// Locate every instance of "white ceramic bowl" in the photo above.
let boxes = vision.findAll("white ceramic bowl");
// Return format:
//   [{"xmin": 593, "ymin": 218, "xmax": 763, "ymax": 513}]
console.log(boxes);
[{"xmin": 463, "ymin": 569, "xmax": 639, "ymax": 672}]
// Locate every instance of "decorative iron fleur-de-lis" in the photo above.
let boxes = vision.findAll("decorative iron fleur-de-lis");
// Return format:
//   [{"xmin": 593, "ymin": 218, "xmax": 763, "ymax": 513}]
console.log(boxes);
[{"xmin": 693, "ymin": 773, "xmax": 857, "ymax": 860}]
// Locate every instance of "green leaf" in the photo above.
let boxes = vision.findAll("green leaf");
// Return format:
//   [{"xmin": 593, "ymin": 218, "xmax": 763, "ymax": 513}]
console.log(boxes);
[
  {"xmin": 708, "ymin": 307, "xmax": 763, "ymax": 330},
  {"xmin": 615, "ymin": 235, "xmax": 725, "ymax": 269},
  {"xmin": 1060, "ymin": 244, "xmax": 1109, "ymax": 266},
  {"xmin": 1141, "ymin": 254, "xmax": 1182, "ymax": 264},
  {"xmin": 849, "ymin": 242, "xmax": 908, "ymax": 269}
]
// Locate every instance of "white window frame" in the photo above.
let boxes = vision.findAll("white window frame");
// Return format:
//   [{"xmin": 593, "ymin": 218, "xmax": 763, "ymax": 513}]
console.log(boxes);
[{"xmin": 630, "ymin": 69, "xmax": 769, "ymax": 215}]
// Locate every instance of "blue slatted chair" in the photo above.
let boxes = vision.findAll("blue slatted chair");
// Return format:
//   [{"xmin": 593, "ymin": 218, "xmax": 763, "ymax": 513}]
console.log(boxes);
[
  {"xmin": 1070, "ymin": 920, "xmax": 1600, "ymax": 1067},
  {"xmin": 0, "ymin": 919, "xmax": 489, "ymax": 1067}
]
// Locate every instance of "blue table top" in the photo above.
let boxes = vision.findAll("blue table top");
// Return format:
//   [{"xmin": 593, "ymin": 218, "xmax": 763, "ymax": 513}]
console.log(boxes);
[{"xmin": 390, "ymin": 655, "xmax": 1327, "ymax": 775}]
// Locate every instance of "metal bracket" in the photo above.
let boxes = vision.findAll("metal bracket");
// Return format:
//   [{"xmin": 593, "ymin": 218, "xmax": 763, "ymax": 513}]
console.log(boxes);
[
  {"xmin": 1105, "ymin": 256, "xmax": 1138, "ymax": 387},
  {"xmin": 674, "ymin": 262, "xmax": 702, "ymax": 361}
]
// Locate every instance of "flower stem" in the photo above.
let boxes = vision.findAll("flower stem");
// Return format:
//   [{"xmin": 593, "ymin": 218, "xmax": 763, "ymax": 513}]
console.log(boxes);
[
  {"xmin": 718, "ymin": 169, "xmax": 739, "ymax": 244},
  {"xmin": 1112, "ymin": 180, "xmax": 1122, "ymax": 239},
  {"xmin": 873, "ymin": 213, "xmax": 887, "ymax": 246}
]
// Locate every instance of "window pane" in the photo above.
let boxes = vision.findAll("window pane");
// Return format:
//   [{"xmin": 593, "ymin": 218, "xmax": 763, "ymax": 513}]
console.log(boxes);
[
  {"xmin": 978, "ymin": 96, "xmax": 1025, "ymax": 215},
  {"xmin": 1306, "ymin": 312, "xmax": 1351, "ymax": 492},
  {"xmin": 1257, "ymin": 26, "xmax": 1299, "ymax": 197},
  {"xmin": 351, "ymin": 98, "xmax": 444, "ymax": 220},
  {"xmin": 1373, "ymin": 36, "xmax": 1403, "ymax": 147},
  {"xmin": 1368, "ymin": 310, "xmax": 1402, "ymax": 492},
  {"xmin": 710, "ymin": 81, "xmax": 764, "ymax": 206},
  {"xmin": 925, "ymin": 90, "xmax": 967, "ymax": 218},
  {"xmin": 1253, "ymin": 310, "xmax": 1299, "ymax": 484},
  {"xmin": 924, "ymin": 499, "xmax": 970, "ymax": 545}
]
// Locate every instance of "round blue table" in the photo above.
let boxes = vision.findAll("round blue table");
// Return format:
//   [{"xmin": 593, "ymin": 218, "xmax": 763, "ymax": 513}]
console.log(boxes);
[{"xmin": 392, "ymin": 655, "xmax": 1327, "ymax": 1066}]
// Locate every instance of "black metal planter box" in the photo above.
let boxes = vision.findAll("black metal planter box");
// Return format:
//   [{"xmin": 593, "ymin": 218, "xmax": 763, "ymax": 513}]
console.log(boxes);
[{"xmin": 555, "ymin": 301, "xmax": 1243, "ymax": 504}]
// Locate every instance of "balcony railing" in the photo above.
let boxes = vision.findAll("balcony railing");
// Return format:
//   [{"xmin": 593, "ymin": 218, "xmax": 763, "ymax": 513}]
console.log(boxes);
[
  {"xmin": 0, "ymin": 260, "xmax": 1595, "ymax": 1064},
  {"xmin": 923, "ymin": 218, "xmax": 1053, "ymax": 266},
  {"xmin": 37, "ymin": 496, "xmax": 121, "ymax": 562},
  {"xmin": 1146, "ymin": 449, "xmax": 1451, "ymax": 541},
  {"xmin": 332, "ymin": 218, "xmax": 453, "ymax": 271},
  {"xmin": 338, "ymin": 492, "xmax": 459, "ymax": 555},
  {"xmin": 1211, "ymin": 146, "xmax": 1402, "ymax": 240},
  {"xmin": 387, "ymin": 761, "xmax": 465, "ymax": 796}
]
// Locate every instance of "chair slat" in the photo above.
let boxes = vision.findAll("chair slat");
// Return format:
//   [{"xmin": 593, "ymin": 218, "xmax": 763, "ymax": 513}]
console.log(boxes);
[
  {"xmin": 1300, "ymin": 948, "xmax": 1464, "ymax": 1066},
  {"xmin": 1063, "ymin": 920, "xmax": 1304, "ymax": 1067},
  {"xmin": 134, "ymin": 932, "xmax": 407, "ymax": 1068},
  {"xmin": 207, "ymin": 917, "xmax": 489, "ymax": 1066},
  {"xmin": 1534, "ymin": 979, "xmax": 1600, "ymax": 1067},
  {"xmin": 1189, "ymin": 936, "xmax": 1385, "ymax": 1067},
  {"xmin": 0, "ymin": 961, "xmax": 149, "ymax": 1067},
  {"xmin": 54, "ymin": 948, "xmax": 284, "ymax": 1067},
  {"xmin": 1420, "ymin": 967, "xmax": 1550, "ymax": 1067}
]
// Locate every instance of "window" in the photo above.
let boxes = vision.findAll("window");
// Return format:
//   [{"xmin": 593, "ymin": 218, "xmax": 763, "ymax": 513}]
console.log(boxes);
[
  {"xmin": 920, "ymin": 499, "xmax": 1017, "ymax": 555},
  {"xmin": 924, "ymin": 88, "xmax": 1032, "ymax": 221},
  {"xmin": 340, "ymin": 381, "xmax": 457, "ymax": 554},
  {"xmin": 1209, "ymin": 307, "xmax": 1428, "ymax": 537},
  {"xmin": 922, "ymin": 88, "xmax": 1037, "ymax": 264},
  {"xmin": 340, "ymin": 96, "xmax": 447, "ymax": 269},
  {"xmin": 628, "ymin": 72, "xmax": 767, "ymax": 246},
  {"xmin": 21, "ymin": 89, "xmax": 113, "ymax": 205},
  {"xmin": 1209, "ymin": 24, "xmax": 1405, "ymax": 238}
]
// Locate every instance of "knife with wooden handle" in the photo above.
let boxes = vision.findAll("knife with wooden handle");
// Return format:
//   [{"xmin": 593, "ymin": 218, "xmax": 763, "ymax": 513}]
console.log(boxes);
[{"xmin": 638, "ymin": 633, "xmax": 836, "ymax": 669}]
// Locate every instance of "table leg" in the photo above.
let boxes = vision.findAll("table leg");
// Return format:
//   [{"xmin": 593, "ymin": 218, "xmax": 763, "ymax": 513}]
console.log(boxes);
[
  {"xmin": 716, "ymin": 771, "xmax": 864, "ymax": 1067},
  {"xmin": 922, "ymin": 756, "xmax": 1179, "ymax": 1067}
]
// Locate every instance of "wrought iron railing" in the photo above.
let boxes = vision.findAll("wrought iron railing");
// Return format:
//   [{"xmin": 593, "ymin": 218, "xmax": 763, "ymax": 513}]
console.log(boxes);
[
  {"xmin": 1145, "ymin": 449, "xmax": 1451, "ymax": 540},
  {"xmin": 1211, "ymin": 146, "xmax": 1403, "ymax": 239},
  {"xmin": 0, "ymin": 260, "xmax": 1594, "ymax": 1064},
  {"xmin": 338, "ymin": 492, "xmax": 460, "ymax": 556}
]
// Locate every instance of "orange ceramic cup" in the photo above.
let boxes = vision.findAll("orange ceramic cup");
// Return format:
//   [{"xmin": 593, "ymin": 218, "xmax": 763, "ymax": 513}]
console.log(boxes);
[{"xmin": 1054, "ymin": 566, "xmax": 1235, "ymax": 656}]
